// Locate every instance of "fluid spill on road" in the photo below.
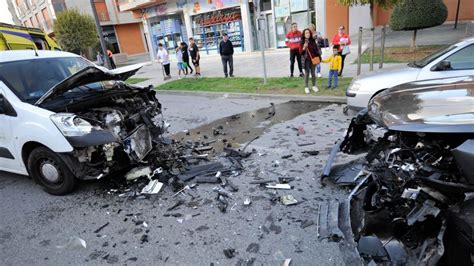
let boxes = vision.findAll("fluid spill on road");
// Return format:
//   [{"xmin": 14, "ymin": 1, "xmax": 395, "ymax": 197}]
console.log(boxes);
[{"xmin": 173, "ymin": 101, "xmax": 330, "ymax": 153}]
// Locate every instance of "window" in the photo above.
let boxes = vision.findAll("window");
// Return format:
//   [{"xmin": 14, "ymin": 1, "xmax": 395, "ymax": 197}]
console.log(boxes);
[{"xmin": 445, "ymin": 44, "xmax": 474, "ymax": 70}]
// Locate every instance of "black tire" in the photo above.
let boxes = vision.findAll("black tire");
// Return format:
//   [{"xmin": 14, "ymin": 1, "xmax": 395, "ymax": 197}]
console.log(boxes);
[{"xmin": 27, "ymin": 147, "xmax": 77, "ymax": 195}]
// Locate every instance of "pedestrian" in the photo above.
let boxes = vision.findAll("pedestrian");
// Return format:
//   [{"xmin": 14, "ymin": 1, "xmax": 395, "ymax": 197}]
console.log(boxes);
[
  {"xmin": 175, "ymin": 44, "xmax": 186, "ymax": 78},
  {"xmin": 156, "ymin": 43, "xmax": 171, "ymax": 80},
  {"xmin": 219, "ymin": 33, "xmax": 234, "ymax": 77},
  {"xmin": 106, "ymin": 49, "xmax": 116, "ymax": 69},
  {"xmin": 331, "ymin": 25, "xmax": 351, "ymax": 76},
  {"xmin": 96, "ymin": 51, "xmax": 104, "ymax": 66},
  {"xmin": 189, "ymin": 37, "xmax": 201, "ymax": 77},
  {"xmin": 322, "ymin": 45, "xmax": 342, "ymax": 89},
  {"xmin": 300, "ymin": 28, "xmax": 320, "ymax": 94},
  {"xmin": 286, "ymin": 22, "xmax": 304, "ymax": 78},
  {"xmin": 308, "ymin": 23, "xmax": 323, "ymax": 78},
  {"xmin": 181, "ymin": 41, "xmax": 193, "ymax": 75}
]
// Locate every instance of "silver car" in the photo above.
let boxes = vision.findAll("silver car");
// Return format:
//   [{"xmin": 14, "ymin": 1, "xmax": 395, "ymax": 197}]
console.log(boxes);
[{"xmin": 346, "ymin": 37, "xmax": 474, "ymax": 110}]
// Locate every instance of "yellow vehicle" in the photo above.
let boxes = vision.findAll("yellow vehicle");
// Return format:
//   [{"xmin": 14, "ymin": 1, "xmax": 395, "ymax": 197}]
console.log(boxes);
[{"xmin": 0, "ymin": 22, "xmax": 60, "ymax": 51}]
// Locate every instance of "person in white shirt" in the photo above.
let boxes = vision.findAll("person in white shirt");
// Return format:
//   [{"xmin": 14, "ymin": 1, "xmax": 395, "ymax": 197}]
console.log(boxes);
[{"xmin": 156, "ymin": 43, "xmax": 171, "ymax": 80}]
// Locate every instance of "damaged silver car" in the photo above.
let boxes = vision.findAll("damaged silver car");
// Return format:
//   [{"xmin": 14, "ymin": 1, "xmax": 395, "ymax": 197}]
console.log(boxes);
[
  {"xmin": 322, "ymin": 76, "xmax": 474, "ymax": 265},
  {"xmin": 0, "ymin": 51, "xmax": 167, "ymax": 195}
]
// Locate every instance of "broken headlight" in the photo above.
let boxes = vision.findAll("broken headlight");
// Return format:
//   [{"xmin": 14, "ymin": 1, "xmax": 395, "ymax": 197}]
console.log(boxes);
[{"xmin": 50, "ymin": 113, "xmax": 93, "ymax": 137}]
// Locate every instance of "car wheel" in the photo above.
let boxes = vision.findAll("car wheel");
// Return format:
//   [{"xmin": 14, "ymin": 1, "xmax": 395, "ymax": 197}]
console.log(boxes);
[{"xmin": 27, "ymin": 147, "xmax": 77, "ymax": 195}]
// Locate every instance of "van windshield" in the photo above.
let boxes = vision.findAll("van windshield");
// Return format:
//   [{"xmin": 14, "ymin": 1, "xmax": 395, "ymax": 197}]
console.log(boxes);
[{"xmin": 0, "ymin": 57, "xmax": 92, "ymax": 103}]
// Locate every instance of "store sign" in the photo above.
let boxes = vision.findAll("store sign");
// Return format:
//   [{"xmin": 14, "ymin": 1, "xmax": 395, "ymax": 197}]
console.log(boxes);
[
  {"xmin": 194, "ymin": 9, "xmax": 241, "ymax": 26},
  {"xmin": 191, "ymin": 0, "xmax": 242, "ymax": 14}
]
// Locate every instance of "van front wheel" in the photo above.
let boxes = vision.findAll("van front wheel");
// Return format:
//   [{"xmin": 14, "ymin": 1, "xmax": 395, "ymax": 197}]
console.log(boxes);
[{"xmin": 27, "ymin": 147, "xmax": 77, "ymax": 195}]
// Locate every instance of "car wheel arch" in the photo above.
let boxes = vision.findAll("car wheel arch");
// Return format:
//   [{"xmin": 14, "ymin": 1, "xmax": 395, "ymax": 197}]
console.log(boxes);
[
  {"xmin": 370, "ymin": 88, "xmax": 388, "ymax": 102},
  {"xmin": 22, "ymin": 141, "xmax": 48, "ymax": 171}
]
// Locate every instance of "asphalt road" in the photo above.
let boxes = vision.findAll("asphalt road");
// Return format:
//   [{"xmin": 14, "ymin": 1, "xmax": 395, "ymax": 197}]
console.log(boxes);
[{"xmin": 0, "ymin": 93, "xmax": 357, "ymax": 265}]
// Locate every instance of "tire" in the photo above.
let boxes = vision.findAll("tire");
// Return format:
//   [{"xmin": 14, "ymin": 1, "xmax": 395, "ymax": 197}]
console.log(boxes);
[{"xmin": 27, "ymin": 147, "xmax": 77, "ymax": 195}]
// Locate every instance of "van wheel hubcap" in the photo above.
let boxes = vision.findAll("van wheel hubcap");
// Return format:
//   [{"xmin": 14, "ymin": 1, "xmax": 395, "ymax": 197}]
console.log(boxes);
[{"xmin": 41, "ymin": 162, "xmax": 60, "ymax": 183}]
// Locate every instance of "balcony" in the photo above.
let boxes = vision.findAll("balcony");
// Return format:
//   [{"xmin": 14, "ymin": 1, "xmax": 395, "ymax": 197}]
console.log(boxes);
[{"xmin": 118, "ymin": 0, "xmax": 165, "ymax": 12}]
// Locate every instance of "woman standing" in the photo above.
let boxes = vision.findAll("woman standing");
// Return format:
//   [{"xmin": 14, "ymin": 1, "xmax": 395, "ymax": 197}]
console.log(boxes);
[
  {"xmin": 332, "ymin": 26, "xmax": 351, "ymax": 76},
  {"xmin": 300, "ymin": 28, "xmax": 320, "ymax": 94},
  {"xmin": 308, "ymin": 23, "xmax": 324, "ymax": 78}
]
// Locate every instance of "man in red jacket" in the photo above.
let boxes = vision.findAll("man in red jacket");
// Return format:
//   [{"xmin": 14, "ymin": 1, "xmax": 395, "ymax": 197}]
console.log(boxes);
[{"xmin": 286, "ymin": 23, "xmax": 304, "ymax": 77}]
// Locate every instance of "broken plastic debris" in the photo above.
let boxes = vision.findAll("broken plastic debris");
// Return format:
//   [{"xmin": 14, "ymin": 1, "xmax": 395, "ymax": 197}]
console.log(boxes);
[
  {"xmin": 141, "ymin": 180, "xmax": 163, "ymax": 194},
  {"xmin": 56, "ymin": 237, "xmax": 87, "ymax": 250},
  {"xmin": 280, "ymin": 195, "xmax": 298, "ymax": 205},
  {"xmin": 266, "ymin": 184, "xmax": 292, "ymax": 190},
  {"xmin": 244, "ymin": 198, "xmax": 251, "ymax": 206},
  {"xmin": 223, "ymin": 248, "xmax": 236, "ymax": 258},
  {"xmin": 282, "ymin": 258, "xmax": 292, "ymax": 266},
  {"xmin": 126, "ymin": 167, "xmax": 152, "ymax": 181}
]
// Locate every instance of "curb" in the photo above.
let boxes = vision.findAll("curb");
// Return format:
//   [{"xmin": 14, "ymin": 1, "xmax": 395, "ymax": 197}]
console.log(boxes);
[{"xmin": 155, "ymin": 90, "xmax": 346, "ymax": 104}]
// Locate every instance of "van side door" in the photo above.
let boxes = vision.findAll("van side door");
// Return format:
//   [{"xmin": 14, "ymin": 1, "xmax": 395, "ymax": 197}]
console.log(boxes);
[{"xmin": 0, "ymin": 85, "xmax": 21, "ymax": 172}]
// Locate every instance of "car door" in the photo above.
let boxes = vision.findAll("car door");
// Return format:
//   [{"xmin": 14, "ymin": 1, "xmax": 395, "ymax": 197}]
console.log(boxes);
[
  {"xmin": 418, "ymin": 44, "xmax": 474, "ymax": 80},
  {"xmin": 0, "ymin": 87, "xmax": 21, "ymax": 172}
]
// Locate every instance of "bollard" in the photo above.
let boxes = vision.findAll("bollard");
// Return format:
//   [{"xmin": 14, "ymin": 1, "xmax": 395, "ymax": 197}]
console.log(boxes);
[
  {"xmin": 370, "ymin": 27, "xmax": 375, "ymax": 71},
  {"xmin": 379, "ymin": 25, "xmax": 386, "ymax": 69},
  {"xmin": 357, "ymin": 27, "xmax": 363, "ymax": 76}
]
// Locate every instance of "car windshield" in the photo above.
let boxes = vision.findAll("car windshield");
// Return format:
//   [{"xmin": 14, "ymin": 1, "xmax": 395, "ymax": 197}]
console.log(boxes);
[
  {"xmin": 0, "ymin": 57, "xmax": 93, "ymax": 103},
  {"xmin": 409, "ymin": 44, "xmax": 457, "ymax": 68}
]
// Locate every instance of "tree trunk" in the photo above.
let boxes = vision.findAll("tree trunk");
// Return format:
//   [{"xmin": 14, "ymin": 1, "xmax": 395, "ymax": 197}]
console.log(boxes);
[{"xmin": 411, "ymin": 29, "xmax": 417, "ymax": 52}]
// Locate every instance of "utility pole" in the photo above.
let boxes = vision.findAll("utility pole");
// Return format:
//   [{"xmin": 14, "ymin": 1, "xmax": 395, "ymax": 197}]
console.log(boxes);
[
  {"xmin": 454, "ymin": 0, "xmax": 461, "ymax": 29},
  {"xmin": 254, "ymin": 0, "xmax": 267, "ymax": 84},
  {"xmin": 90, "ymin": 0, "xmax": 111, "ymax": 69}
]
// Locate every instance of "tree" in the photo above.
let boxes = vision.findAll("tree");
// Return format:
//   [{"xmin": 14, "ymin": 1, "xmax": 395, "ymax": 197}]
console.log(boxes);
[
  {"xmin": 390, "ymin": 0, "xmax": 447, "ymax": 51},
  {"xmin": 54, "ymin": 9, "xmax": 98, "ymax": 53},
  {"xmin": 338, "ymin": 0, "xmax": 400, "ymax": 27}
]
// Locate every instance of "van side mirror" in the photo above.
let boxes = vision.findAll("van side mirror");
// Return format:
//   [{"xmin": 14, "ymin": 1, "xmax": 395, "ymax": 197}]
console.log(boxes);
[
  {"xmin": 0, "ymin": 94, "xmax": 5, "ymax": 114},
  {"xmin": 433, "ymin": 60, "xmax": 452, "ymax": 71}
]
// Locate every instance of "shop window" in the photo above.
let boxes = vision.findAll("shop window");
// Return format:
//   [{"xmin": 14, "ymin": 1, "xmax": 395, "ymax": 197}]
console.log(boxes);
[
  {"xmin": 149, "ymin": 14, "xmax": 186, "ymax": 54},
  {"xmin": 260, "ymin": 0, "xmax": 272, "ymax": 11},
  {"xmin": 102, "ymin": 26, "xmax": 120, "ymax": 53},
  {"xmin": 191, "ymin": 7, "xmax": 244, "ymax": 55}
]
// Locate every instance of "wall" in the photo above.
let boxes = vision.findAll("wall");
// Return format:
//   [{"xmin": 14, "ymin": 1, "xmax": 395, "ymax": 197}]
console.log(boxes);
[
  {"xmin": 115, "ymin": 23, "xmax": 146, "ymax": 55},
  {"xmin": 349, "ymin": 4, "xmax": 372, "ymax": 34},
  {"xmin": 374, "ymin": 6, "xmax": 391, "ymax": 26},
  {"xmin": 326, "ymin": 0, "xmax": 349, "ymax": 39},
  {"xmin": 445, "ymin": 0, "xmax": 474, "ymax": 21}
]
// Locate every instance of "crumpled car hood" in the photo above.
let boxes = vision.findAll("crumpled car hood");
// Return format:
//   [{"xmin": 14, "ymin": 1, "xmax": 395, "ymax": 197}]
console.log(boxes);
[
  {"xmin": 368, "ymin": 76, "xmax": 474, "ymax": 133},
  {"xmin": 35, "ymin": 63, "xmax": 144, "ymax": 106}
]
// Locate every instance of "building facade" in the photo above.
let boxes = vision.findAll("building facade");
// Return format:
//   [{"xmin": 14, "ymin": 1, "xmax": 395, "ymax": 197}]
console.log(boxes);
[{"xmin": 12, "ymin": 0, "xmax": 66, "ymax": 36}]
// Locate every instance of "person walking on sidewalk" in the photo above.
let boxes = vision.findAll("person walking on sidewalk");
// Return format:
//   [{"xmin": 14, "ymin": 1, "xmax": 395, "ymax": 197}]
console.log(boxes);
[
  {"xmin": 300, "ymin": 28, "xmax": 320, "ymax": 94},
  {"xmin": 332, "ymin": 26, "xmax": 351, "ymax": 76},
  {"xmin": 181, "ymin": 41, "xmax": 193, "ymax": 75},
  {"xmin": 156, "ymin": 43, "xmax": 171, "ymax": 80},
  {"xmin": 322, "ymin": 45, "xmax": 342, "ymax": 89},
  {"xmin": 189, "ymin": 37, "xmax": 201, "ymax": 77},
  {"xmin": 286, "ymin": 23, "xmax": 304, "ymax": 78},
  {"xmin": 107, "ymin": 49, "xmax": 116, "ymax": 69},
  {"xmin": 219, "ymin": 33, "xmax": 234, "ymax": 77}
]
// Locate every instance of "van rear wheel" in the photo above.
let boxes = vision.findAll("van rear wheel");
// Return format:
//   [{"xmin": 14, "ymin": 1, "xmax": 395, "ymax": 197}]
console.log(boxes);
[{"xmin": 27, "ymin": 147, "xmax": 77, "ymax": 195}]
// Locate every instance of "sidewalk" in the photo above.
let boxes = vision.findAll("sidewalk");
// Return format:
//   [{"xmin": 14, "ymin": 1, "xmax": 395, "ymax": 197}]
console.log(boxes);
[{"xmin": 132, "ymin": 22, "xmax": 473, "ymax": 88}]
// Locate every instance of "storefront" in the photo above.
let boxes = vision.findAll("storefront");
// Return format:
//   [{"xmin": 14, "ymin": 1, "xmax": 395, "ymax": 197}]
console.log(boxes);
[
  {"xmin": 142, "ymin": 3, "xmax": 188, "ymax": 55},
  {"xmin": 273, "ymin": 0, "xmax": 315, "ymax": 48},
  {"xmin": 191, "ymin": 6, "xmax": 245, "ymax": 55}
]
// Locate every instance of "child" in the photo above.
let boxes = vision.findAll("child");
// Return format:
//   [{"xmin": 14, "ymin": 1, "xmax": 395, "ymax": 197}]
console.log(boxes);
[
  {"xmin": 322, "ymin": 45, "xmax": 342, "ymax": 89},
  {"xmin": 175, "ymin": 45, "xmax": 186, "ymax": 78}
]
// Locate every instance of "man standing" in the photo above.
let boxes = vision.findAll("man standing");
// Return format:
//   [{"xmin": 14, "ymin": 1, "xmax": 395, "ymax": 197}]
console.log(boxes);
[
  {"xmin": 189, "ymin": 37, "xmax": 201, "ymax": 77},
  {"xmin": 219, "ymin": 33, "xmax": 234, "ymax": 77},
  {"xmin": 106, "ymin": 49, "xmax": 116, "ymax": 69},
  {"xmin": 286, "ymin": 23, "xmax": 303, "ymax": 77},
  {"xmin": 156, "ymin": 43, "xmax": 171, "ymax": 80}
]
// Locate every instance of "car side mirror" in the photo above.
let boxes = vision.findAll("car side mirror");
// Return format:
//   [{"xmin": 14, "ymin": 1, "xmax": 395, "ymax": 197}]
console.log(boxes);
[
  {"xmin": 0, "ymin": 94, "xmax": 5, "ymax": 114},
  {"xmin": 434, "ymin": 60, "xmax": 452, "ymax": 71}
]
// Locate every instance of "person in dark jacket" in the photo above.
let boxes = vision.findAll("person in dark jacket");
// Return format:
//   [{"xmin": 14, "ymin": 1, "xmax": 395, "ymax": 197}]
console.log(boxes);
[
  {"xmin": 181, "ymin": 42, "xmax": 193, "ymax": 75},
  {"xmin": 300, "ymin": 28, "xmax": 320, "ymax": 94},
  {"xmin": 219, "ymin": 33, "xmax": 234, "ymax": 77},
  {"xmin": 286, "ymin": 23, "xmax": 304, "ymax": 77}
]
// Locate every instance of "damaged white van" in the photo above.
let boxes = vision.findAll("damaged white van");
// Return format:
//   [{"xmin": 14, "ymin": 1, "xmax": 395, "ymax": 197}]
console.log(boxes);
[{"xmin": 0, "ymin": 51, "xmax": 167, "ymax": 195}]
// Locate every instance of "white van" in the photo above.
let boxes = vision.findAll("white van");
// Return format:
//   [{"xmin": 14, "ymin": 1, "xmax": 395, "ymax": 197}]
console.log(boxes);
[{"xmin": 0, "ymin": 50, "xmax": 166, "ymax": 195}]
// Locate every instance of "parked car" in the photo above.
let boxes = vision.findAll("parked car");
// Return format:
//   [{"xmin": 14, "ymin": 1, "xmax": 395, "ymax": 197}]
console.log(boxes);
[
  {"xmin": 346, "ymin": 37, "xmax": 474, "ymax": 110},
  {"xmin": 0, "ymin": 50, "xmax": 166, "ymax": 195},
  {"xmin": 323, "ymin": 76, "xmax": 474, "ymax": 265},
  {"xmin": 0, "ymin": 22, "xmax": 60, "ymax": 51}
]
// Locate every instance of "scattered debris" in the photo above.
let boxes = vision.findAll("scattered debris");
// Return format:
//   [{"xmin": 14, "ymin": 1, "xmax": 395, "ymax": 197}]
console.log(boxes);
[
  {"xmin": 243, "ymin": 198, "xmax": 251, "ymax": 206},
  {"xmin": 297, "ymin": 126, "xmax": 305, "ymax": 135},
  {"xmin": 281, "ymin": 154, "xmax": 293, "ymax": 159},
  {"xmin": 167, "ymin": 199, "xmax": 185, "ymax": 211},
  {"xmin": 280, "ymin": 195, "xmax": 298, "ymax": 205},
  {"xmin": 93, "ymin": 222, "xmax": 110, "ymax": 234},
  {"xmin": 56, "ymin": 237, "xmax": 87, "ymax": 250},
  {"xmin": 141, "ymin": 180, "xmax": 163, "ymax": 194},
  {"xmin": 223, "ymin": 248, "xmax": 236, "ymax": 258},
  {"xmin": 296, "ymin": 142, "xmax": 316, "ymax": 147},
  {"xmin": 246, "ymin": 243, "xmax": 260, "ymax": 253},
  {"xmin": 301, "ymin": 150, "xmax": 319, "ymax": 156},
  {"xmin": 300, "ymin": 220, "xmax": 314, "ymax": 229},
  {"xmin": 282, "ymin": 258, "xmax": 292, "ymax": 266},
  {"xmin": 266, "ymin": 184, "xmax": 292, "ymax": 190}
]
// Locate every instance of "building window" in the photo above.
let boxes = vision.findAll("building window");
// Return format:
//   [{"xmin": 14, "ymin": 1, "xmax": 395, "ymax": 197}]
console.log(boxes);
[
  {"xmin": 51, "ymin": 0, "xmax": 66, "ymax": 13},
  {"xmin": 102, "ymin": 26, "xmax": 120, "ymax": 53}
]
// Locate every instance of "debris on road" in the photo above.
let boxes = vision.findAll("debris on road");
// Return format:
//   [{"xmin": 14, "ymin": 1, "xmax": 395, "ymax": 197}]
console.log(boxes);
[
  {"xmin": 266, "ymin": 184, "xmax": 292, "ymax": 190},
  {"xmin": 56, "ymin": 237, "xmax": 87, "ymax": 250},
  {"xmin": 280, "ymin": 195, "xmax": 298, "ymax": 205},
  {"xmin": 93, "ymin": 222, "xmax": 110, "ymax": 234},
  {"xmin": 223, "ymin": 248, "xmax": 236, "ymax": 258}
]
